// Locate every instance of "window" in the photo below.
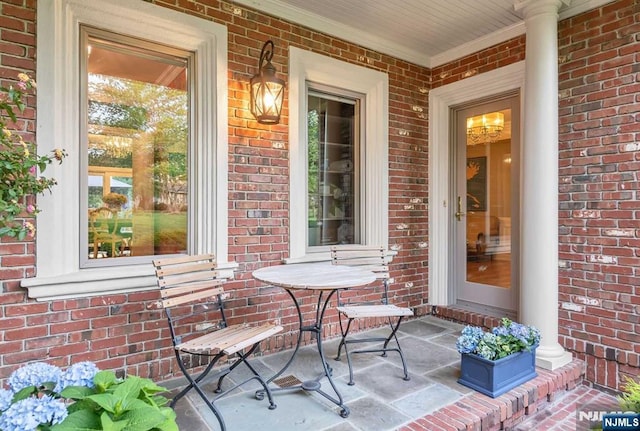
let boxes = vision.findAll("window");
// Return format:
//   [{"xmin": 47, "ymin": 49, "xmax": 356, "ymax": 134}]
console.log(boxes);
[
  {"xmin": 81, "ymin": 28, "xmax": 191, "ymax": 265},
  {"xmin": 288, "ymin": 47, "xmax": 389, "ymax": 262},
  {"xmin": 24, "ymin": 0, "xmax": 230, "ymax": 300},
  {"xmin": 307, "ymin": 88, "xmax": 362, "ymax": 247}
]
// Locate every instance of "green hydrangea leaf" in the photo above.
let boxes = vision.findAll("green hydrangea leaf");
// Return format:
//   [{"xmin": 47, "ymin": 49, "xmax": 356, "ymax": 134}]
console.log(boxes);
[
  {"xmin": 111, "ymin": 377, "xmax": 148, "ymax": 409},
  {"xmin": 87, "ymin": 392, "xmax": 119, "ymax": 413},
  {"xmin": 50, "ymin": 409, "xmax": 101, "ymax": 431},
  {"xmin": 60, "ymin": 385, "xmax": 95, "ymax": 400},
  {"xmin": 100, "ymin": 411, "xmax": 128, "ymax": 431},
  {"xmin": 93, "ymin": 370, "xmax": 119, "ymax": 391},
  {"xmin": 155, "ymin": 406, "xmax": 179, "ymax": 431},
  {"xmin": 118, "ymin": 405, "xmax": 168, "ymax": 431},
  {"xmin": 11, "ymin": 385, "xmax": 38, "ymax": 401}
]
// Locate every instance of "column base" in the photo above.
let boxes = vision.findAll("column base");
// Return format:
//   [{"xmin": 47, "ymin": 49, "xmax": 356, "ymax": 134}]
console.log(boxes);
[{"xmin": 535, "ymin": 346, "xmax": 573, "ymax": 370}]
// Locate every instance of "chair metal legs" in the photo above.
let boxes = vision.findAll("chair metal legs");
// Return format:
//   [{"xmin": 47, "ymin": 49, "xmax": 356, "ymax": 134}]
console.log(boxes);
[
  {"xmin": 172, "ymin": 342, "xmax": 277, "ymax": 431},
  {"xmin": 335, "ymin": 315, "xmax": 410, "ymax": 386}
]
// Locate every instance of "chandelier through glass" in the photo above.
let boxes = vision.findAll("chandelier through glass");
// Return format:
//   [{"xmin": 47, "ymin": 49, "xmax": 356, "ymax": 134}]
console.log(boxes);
[{"xmin": 466, "ymin": 112, "xmax": 504, "ymax": 145}]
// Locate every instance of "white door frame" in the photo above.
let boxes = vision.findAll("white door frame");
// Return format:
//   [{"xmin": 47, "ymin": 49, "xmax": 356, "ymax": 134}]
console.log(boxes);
[{"xmin": 428, "ymin": 61, "xmax": 525, "ymax": 306}]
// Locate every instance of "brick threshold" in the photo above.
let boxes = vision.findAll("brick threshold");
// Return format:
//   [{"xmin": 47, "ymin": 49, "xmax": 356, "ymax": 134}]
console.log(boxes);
[{"xmin": 399, "ymin": 358, "xmax": 586, "ymax": 431}]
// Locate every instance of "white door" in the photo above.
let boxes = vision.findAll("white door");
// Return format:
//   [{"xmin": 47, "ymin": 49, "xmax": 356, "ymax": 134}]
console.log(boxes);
[{"xmin": 453, "ymin": 93, "xmax": 520, "ymax": 316}]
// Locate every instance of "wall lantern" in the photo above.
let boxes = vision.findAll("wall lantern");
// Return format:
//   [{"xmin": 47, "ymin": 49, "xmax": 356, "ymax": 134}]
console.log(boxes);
[{"xmin": 250, "ymin": 40, "xmax": 285, "ymax": 124}]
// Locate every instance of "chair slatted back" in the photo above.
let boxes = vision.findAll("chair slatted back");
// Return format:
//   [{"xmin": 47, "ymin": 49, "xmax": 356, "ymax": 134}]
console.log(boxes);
[
  {"xmin": 89, "ymin": 207, "xmax": 119, "ymax": 235},
  {"xmin": 331, "ymin": 246, "xmax": 390, "ymax": 281},
  {"xmin": 153, "ymin": 254, "xmax": 227, "ymax": 343},
  {"xmin": 331, "ymin": 246, "xmax": 392, "ymax": 305},
  {"xmin": 154, "ymin": 255, "xmax": 226, "ymax": 308}
]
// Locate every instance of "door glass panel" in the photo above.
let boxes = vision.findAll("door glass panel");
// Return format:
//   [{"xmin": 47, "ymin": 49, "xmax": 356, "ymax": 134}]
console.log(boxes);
[
  {"xmin": 465, "ymin": 109, "xmax": 511, "ymax": 289},
  {"xmin": 85, "ymin": 31, "xmax": 189, "ymax": 261}
]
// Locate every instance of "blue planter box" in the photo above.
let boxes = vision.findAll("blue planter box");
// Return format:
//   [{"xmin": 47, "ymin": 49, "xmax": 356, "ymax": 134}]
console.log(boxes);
[{"xmin": 458, "ymin": 347, "xmax": 537, "ymax": 398}]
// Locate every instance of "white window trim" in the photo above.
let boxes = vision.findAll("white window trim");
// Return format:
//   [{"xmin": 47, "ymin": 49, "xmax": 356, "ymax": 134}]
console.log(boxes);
[
  {"xmin": 427, "ymin": 61, "xmax": 525, "ymax": 305},
  {"xmin": 23, "ymin": 0, "xmax": 231, "ymax": 301},
  {"xmin": 287, "ymin": 47, "xmax": 389, "ymax": 263}
]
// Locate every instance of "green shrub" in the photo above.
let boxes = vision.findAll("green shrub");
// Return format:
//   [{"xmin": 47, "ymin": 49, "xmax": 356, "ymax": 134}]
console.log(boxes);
[
  {"xmin": 620, "ymin": 376, "xmax": 640, "ymax": 413},
  {"xmin": 0, "ymin": 73, "xmax": 66, "ymax": 239}
]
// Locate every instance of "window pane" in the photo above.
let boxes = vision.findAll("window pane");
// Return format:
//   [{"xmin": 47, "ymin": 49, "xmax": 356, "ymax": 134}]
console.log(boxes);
[
  {"xmin": 307, "ymin": 91, "xmax": 359, "ymax": 247},
  {"xmin": 85, "ymin": 31, "xmax": 189, "ymax": 261}
]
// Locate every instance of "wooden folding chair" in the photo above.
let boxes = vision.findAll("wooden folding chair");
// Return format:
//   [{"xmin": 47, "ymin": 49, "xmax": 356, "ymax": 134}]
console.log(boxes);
[
  {"xmin": 152, "ymin": 254, "xmax": 283, "ymax": 431},
  {"xmin": 331, "ymin": 246, "xmax": 413, "ymax": 385},
  {"xmin": 89, "ymin": 207, "xmax": 125, "ymax": 258}
]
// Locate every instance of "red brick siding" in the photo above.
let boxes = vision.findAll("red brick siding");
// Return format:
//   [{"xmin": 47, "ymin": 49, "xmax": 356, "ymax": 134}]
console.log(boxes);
[
  {"xmin": 0, "ymin": 0, "xmax": 429, "ymax": 383},
  {"xmin": 0, "ymin": 0, "xmax": 39, "ymax": 377},
  {"xmin": 557, "ymin": 0, "xmax": 640, "ymax": 390},
  {"xmin": 0, "ymin": 0, "xmax": 37, "ymax": 294},
  {"xmin": 430, "ymin": 36, "xmax": 526, "ymax": 89}
]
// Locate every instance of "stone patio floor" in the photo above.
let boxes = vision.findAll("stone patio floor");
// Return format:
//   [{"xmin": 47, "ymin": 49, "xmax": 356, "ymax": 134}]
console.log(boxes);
[{"xmin": 164, "ymin": 315, "xmax": 619, "ymax": 430}]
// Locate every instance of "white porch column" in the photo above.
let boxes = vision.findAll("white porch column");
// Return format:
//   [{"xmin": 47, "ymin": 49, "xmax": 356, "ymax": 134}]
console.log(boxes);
[{"xmin": 515, "ymin": 0, "xmax": 573, "ymax": 370}]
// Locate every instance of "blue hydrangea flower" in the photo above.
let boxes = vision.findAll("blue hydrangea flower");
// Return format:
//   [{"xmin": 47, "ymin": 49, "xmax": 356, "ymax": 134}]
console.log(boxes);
[
  {"xmin": 0, "ymin": 388, "xmax": 13, "ymax": 412},
  {"xmin": 508, "ymin": 322, "xmax": 530, "ymax": 343},
  {"xmin": 529, "ymin": 326, "xmax": 541, "ymax": 345},
  {"xmin": 456, "ymin": 325, "xmax": 484, "ymax": 354},
  {"xmin": 55, "ymin": 361, "xmax": 99, "ymax": 392},
  {"xmin": 8, "ymin": 362, "xmax": 61, "ymax": 392},
  {"xmin": 492, "ymin": 325, "xmax": 509, "ymax": 337},
  {"xmin": 461, "ymin": 325, "xmax": 484, "ymax": 339},
  {"xmin": 0, "ymin": 395, "xmax": 67, "ymax": 431}
]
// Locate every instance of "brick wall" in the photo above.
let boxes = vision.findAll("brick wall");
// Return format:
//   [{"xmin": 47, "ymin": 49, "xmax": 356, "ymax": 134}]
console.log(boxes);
[
  {"xmin": 430, "ymin": 36, "xmax": 526, "ymax": 88},
  {"xmin": 557, "ymin": 0, "xmax": 640, "ymax": 390},
  {"xmin": 0, "ymin": 0, "xmax": 36, "ymax": 292},
  {"xmin": 0, "ymin": 0, "xmax": 42, "ymax": 377},
  {"xmin": 0, "ymin": 0, "xmax": 429, "ymax": 383}
]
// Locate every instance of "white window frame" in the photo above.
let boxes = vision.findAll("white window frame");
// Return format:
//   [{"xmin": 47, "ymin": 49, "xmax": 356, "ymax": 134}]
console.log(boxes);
[
  {"xmin": 306, "ymin": 85, "xmax": 363, "ymax": 249},
  {"xmin": 23, "ymin": 0, "xmax": 231, "ymax": 301},
  {"xmin": 287, "ymin": 47, "xmax": 389, "ymax": 263}
]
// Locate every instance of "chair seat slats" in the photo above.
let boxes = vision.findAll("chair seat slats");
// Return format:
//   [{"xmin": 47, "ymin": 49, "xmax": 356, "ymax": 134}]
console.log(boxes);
[
  {"xmin": 337, "ymin": 304, "xmax": 414, "ymax": 318},
  {"xmin": 221, "ymin": 323, "xmax": 283, "ymax": 355},
  {"xmin": 176, "ymin": 323, "xmax": 283, "ymax": 356}
]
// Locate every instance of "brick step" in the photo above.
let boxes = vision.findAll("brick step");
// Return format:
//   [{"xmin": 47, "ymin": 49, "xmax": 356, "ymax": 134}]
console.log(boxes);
[
  {"xmin": 512, "ymin": 383, "xmax": 619, "ymax": 431},
  {"xmin": 399, "ymin": 358, "xmax": 586, "ymax": 431}
]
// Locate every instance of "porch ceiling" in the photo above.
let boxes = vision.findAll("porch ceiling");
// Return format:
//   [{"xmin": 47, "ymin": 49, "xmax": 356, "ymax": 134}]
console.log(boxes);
[{"xmin": 233, "ymin": 0, "xmax": 615, "ymax": 68}]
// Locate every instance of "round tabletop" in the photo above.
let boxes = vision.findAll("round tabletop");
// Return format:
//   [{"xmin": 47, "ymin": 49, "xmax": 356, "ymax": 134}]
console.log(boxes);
[{"xmin": 252, "ymin": 261, "xmax": 376, "ymax": 291}]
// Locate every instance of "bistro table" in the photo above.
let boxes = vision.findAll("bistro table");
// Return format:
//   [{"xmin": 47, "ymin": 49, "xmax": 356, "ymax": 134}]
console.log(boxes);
[{"xmin": 252, "ymin": 261, "xmax": 376, "ymax": 418}]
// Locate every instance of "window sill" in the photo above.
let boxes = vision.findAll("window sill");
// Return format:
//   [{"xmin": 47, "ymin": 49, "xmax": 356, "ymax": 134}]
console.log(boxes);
[{"xmin": 21, "ymin": 261, "xmax": 239, "ymax": 302}]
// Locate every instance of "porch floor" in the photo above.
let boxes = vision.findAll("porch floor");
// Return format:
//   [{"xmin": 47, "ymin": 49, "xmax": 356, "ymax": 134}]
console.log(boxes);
[{"xmin": 167, "ymin": 315, "xmax": 617, "ymax": 431}]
